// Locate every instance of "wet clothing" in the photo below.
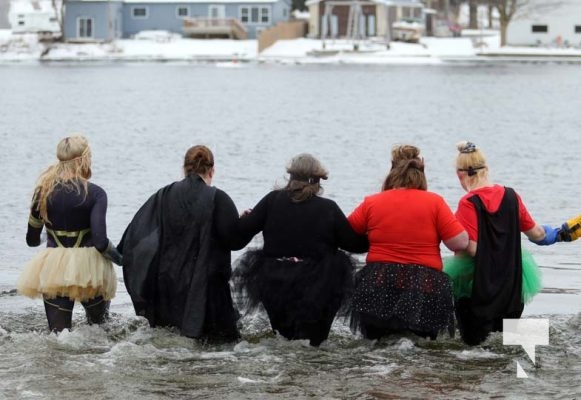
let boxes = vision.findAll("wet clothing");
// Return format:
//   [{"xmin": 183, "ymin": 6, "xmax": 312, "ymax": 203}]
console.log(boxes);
[
  {"xmin": 118, "ymin": 175, "xmax": 242, "ymax": 342},
  {"xmin": 454, "ymin": 187, "xmax": 525, "ymax": 345},
  {"xmin": 43, "ymin": 295, "xmax": 110, "ymax": 333},
  {"xmin": 348, "ymin": 188, "xmax": 463, "ymax": 340},
  {"xmin": 18, "ymin": 181, "xmax": 117, "ymax": 331},
  {"xmin": 455, "ymin": 184, "xmax": 535, "ymax": 242},
  {"xmin": 350, "ymin": 263, "xmax": 455, "ymax": 340},
  {"xmin": 349, "ymin": 189, "xmax": 465, "ymax": 270},
  {"xmin": 233, "ymin": 190, "xmax": 368, "ymax": 346}
]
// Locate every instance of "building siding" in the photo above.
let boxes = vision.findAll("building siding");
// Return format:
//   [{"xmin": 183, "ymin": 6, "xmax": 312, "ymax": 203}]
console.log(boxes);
[
  {"xmin": 65, "ymin": 0, "xmax": 290, "ymax": 40},
  {"xmin": 65, "ymin": 1, "xmax": 124, "ymax": 41},
  {"xmin": 507, "ymin": 0, "xmax": 581, "ymax": 46}
]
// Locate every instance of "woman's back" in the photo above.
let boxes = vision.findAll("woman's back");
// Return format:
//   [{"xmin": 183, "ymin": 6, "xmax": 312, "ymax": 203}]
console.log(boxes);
[
  {"xmin": 42, "ymin": 182, "xmax": 108, "ymax": 250},
  {"xmin": 263, "ymin": 191, "xmax": 342, "ymax": 257},
  {"xmin": 239, "ymin": 190, "xmax": 366, "ymax": 259},
  {"xmin": 349, "ymin": 189, "xmax": 463, "ymax": 269}
]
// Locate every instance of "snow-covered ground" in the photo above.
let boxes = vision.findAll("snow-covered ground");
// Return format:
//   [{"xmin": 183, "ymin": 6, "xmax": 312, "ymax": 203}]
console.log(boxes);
[{"xmin": 1, "ymin": 28, "xmax": 581, "ymax": 64}]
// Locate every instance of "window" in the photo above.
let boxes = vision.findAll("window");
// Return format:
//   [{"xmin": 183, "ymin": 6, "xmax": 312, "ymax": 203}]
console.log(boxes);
[
  {"xmin": 77, "ymin": 17, "xmax": 94, "ymax": 38},
  {"xmin": 531, "ymin": 25, "xmax": 548, "ymax": 33},
  {"xmin": 132, "ymin": 7, "xmax": 148, "ymax": 18},
  {"xmin": 177, "ymin": 7, "xmax": 189, "ymax": 17},
  {"xmin": 240, "ymin": 7, "xmax": 249, "ymax": 23},
  {"xmin": 575, "ymin": 25, "xmax": 581, "ymax": 33},
  {"xmin": 260, "ymin": 7, "xmax": 269, "ymax": 23},
  {"xmin": 240, "ymin": 6, "xmax": 270, "ymax": 24}
]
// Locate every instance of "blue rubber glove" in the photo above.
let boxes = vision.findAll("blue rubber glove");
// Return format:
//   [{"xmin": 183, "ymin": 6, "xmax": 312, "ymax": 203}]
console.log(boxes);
[{"xmin": 530, "ymin": 225, "xmax": 560, "ymax": 246}]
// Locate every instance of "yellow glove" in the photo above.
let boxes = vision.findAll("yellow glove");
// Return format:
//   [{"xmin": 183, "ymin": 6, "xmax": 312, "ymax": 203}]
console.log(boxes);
[{"xmin": 559, "ymin": 214, "xmax": 581, "ymax": 242}]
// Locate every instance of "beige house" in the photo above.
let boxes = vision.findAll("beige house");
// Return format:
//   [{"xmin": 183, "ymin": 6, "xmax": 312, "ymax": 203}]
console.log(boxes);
[{"xmin": 305, "ymin": 0, "xmax": 423, "ymax": 40}]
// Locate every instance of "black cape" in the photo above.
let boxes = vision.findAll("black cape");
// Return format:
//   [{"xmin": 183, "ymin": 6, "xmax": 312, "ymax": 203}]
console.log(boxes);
[
  {"xmin": 118, "ymin": 175, "xmax": 238, "ymax": 339},
  {"xmin": 456, "ymin": 187, "xmax": 524, "ymax": 345}
]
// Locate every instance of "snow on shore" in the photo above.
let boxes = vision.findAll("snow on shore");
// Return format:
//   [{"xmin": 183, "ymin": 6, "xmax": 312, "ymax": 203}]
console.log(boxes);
[{"xmin": 2, "ymin": 29, "xmax": 581, "ymax": 64}]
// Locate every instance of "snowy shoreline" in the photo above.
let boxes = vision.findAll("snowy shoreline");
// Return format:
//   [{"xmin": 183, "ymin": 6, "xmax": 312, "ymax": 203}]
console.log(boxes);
[{"xmin": 2, "ymin": 29, "xmax": 581, "ymax": 65}]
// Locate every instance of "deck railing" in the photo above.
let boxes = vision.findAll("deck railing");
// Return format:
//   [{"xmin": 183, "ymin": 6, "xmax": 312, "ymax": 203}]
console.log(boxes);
[{"xmin": 182, "ymin": 18, "xmax": 247, "ymax": 40}]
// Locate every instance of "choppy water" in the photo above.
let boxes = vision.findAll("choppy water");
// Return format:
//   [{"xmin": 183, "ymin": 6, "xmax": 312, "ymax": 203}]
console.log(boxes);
[{"xmin": 0, "ymin": 62, "xmax": 580, "ymax": 399}]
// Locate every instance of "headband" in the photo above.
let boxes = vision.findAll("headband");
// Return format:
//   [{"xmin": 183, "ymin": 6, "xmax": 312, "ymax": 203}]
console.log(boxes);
[{"xmin": 457, "ymin": 165, "xmax": 485, "ymax": 176}]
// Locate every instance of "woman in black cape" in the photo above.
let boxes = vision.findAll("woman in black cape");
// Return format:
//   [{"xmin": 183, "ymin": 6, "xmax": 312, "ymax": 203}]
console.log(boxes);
[{"xmin": 119, "ymin": 145, "xmax": 244, "ymax": 342}]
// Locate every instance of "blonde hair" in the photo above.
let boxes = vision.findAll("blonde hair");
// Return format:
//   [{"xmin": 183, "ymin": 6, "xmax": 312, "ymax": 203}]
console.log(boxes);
[
  {"xmin": 183, "ymin": 145, "xmax": 214, "ymax": 177},
  {"xmin": 284, "ymin": 153, "xmax": 328, "ymax": 202},
  {"xmin": 455, "ymin": 141, "xmax": 488, "ymax": 184},
  {"xmin": 382, "ymin": 144, "xmax": 427, "ymax": 191},
  {"xmin": 33, "ymin": 135, "xmax": 92, "ymax": 222}
]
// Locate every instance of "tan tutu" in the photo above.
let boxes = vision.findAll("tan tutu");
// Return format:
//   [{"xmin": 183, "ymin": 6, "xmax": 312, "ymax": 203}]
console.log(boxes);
[{"xmin": 17, "ymin": 247, "xmax": 117, "ymax": 302}]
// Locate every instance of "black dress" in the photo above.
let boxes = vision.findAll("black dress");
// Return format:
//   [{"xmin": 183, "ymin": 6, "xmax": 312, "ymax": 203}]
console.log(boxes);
[
  {"xmin": 118, "ymin": 175, "xmax": 243, "ymax": 342},
  {"xmin": 233, "ymin": 190, "xmax": 368, "ymax": 346},
  {"xmin": 455, "ymin": 187, "xmax": 524, "ymax": 345}
]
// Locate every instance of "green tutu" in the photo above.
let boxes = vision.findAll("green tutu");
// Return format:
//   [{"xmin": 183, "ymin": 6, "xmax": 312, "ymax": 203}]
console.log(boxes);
[{"xmin": 443, "ymin": 249, "xmax": 542, "ymax": 304}]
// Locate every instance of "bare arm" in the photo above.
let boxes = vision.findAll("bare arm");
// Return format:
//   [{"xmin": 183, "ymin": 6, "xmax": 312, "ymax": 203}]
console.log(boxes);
[
  {"xmin": 443, "ymin": 231, "xmax": 469, "ymax": 252},
  {"xmin": 524, "ymin": 224, "xmax": 546, "ymax": 242}
]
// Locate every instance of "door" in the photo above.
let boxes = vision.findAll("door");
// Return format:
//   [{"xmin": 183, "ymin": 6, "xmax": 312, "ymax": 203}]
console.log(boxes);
[{"xmin": 209, "ymin": 5, "xmax": 225, "ymax": 19}]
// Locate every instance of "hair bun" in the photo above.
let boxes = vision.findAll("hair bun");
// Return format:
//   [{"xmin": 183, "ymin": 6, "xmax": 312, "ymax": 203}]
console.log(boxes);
[{"xmin": 457, "ymin": 141, "xmax": 478, "ymax": 154}]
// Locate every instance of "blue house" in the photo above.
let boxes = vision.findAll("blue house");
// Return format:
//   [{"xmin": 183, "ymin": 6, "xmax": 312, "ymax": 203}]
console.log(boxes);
[{"xmin": 63, "ymin": 0, "xmax": 292, "ymax": 41}]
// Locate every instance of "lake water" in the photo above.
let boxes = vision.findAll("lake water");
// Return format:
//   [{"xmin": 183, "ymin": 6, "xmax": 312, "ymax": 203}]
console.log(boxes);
[{"xmin": 0, "ymin": 62, "xmax": 580, "ymax": 399}]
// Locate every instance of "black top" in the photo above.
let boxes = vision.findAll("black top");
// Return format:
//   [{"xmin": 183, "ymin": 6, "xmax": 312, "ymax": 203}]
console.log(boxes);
[
  {"xmin": 26, "ymin": 181, "xmax": 110, "ymax": 252},
  {"xmin": 237, "ymin": 190, "xmax": 368, "ymax": 258}
]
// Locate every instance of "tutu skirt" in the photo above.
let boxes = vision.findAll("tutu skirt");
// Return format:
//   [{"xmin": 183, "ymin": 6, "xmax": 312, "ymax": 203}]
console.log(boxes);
[
  {"xmin": 350, "ymin": 263, "xmax": 455, "ymax": 339},
  {"xmin": 17, "ymin": 247, "xmax": 117, "ymax": 302},
  {"xmin": 233, "ymin": 249, "xmax": 357, "ymax": 345},
  {"xmin": 443, "ymin": 248, "xmax": 542, "ymax": 304}
]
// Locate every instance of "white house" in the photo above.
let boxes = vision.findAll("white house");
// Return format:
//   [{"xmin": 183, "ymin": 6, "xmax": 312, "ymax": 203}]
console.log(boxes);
[
  {"xmin": 8, "ymin": 0, "xmax": 60, "ymax": 34},
  {"xmin": 507, "ymin": 0, "xmax": 581, "ymax": 47}
]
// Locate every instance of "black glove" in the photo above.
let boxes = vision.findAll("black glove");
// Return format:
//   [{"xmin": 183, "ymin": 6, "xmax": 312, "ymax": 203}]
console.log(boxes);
[{"xmin": 101, "ymin": 240, "xmax": 123, "ymax": 266}]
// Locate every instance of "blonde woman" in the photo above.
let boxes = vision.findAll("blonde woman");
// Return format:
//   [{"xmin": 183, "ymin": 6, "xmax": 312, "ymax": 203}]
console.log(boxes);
[
  {"xmin": 447, "ymin": 141, "xmax": 559, "ymax": 345},
  {"xmin": 17, "ymin": 135, "xmax": 121, "ymax": 333}
]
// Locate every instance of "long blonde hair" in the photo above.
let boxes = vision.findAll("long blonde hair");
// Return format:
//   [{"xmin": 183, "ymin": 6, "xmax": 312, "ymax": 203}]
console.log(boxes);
[{"xmin": 33, "ymin": 135, "xmax": 92, "ymax": 222}]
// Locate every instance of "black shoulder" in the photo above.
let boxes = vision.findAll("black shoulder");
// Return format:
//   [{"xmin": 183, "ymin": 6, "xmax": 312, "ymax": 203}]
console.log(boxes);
[
  {"xmin": 214, "ymin": 187, "xmax": 236, "ymax": 208},
  {"xmin": 88, "ymin": 182, "xmax": 107, "ymax": 198}
]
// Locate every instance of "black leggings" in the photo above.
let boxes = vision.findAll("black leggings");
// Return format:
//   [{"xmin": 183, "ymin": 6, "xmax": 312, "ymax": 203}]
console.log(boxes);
[{"xmin": 43, "ymin": 295, "xmax": 110, "ymax": 333}]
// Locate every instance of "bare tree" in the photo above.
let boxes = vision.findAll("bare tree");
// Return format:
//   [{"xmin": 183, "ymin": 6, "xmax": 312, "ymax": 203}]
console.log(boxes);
[
  {"xmin": 468, "ymin": 0, "xmax": 479, "ymax": 29},
  {"xmin": 51, "ymin": 0, "xmax": 65, "ymax": 40},
  {"xmin": 487, "ymin": 0, "xmax": 525, "ymax": 46}
]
